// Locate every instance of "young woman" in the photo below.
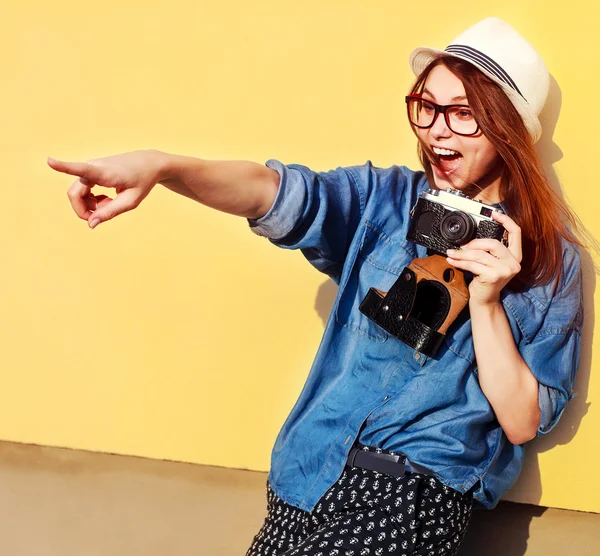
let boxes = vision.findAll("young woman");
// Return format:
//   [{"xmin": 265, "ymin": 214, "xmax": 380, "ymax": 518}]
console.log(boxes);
[{"xmin": 49, "ymin": 17, "xmax": 582, "ymax": 556}]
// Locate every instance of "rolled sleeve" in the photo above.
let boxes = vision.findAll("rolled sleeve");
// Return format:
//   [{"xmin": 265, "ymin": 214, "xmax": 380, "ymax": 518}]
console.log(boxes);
[
  {"xmin": 537, "ymin": 378, "xmax": 576, "ymax": 436},
  {"xmin": 247, "ymin": 159, "xmax": 381, "ymax": 280},
  {"xmin": 510, "ymin": 242, "xmax": 583, "ymax": 437},
  {"xmin": 248, "ymin": 160, "xmax": 307, "ymax": 240},
  {"xmin": 521, "ymin": 328, "xmax": 581, "ymax": 436}
]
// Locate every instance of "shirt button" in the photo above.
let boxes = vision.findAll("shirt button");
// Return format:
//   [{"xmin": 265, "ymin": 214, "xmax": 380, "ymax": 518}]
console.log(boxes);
[{"xmin": 414, "ymin": 352, "xmax": 421, "ymax": 361}]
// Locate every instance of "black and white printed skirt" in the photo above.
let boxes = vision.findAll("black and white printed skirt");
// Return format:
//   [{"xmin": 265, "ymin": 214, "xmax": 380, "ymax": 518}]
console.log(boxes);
[{"xmin": 246, "ymin": 448, "xmax": 473, "ymax": 556}]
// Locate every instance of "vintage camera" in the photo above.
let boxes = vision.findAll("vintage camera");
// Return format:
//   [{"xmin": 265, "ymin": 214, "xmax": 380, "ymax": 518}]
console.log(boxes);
[{"xmin": 407, "ymin": 189, "xmax": 506, "ymax": 255}]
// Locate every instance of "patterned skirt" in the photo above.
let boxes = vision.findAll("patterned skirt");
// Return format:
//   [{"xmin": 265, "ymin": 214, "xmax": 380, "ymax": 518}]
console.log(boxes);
[{"xmin": 247, "ymin": 447, "xmax": 473, "ymax": 556}]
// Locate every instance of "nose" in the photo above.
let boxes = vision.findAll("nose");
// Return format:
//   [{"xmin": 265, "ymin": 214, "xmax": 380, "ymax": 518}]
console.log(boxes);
[{"xmin": 429, "ymin": 109, "xmax": 452, "ymax": 139}]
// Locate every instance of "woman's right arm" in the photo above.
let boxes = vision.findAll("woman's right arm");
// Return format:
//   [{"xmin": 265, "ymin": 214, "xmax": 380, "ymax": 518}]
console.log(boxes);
[{"xmin": 48, "ymin": 150, "xmax": 280, "ymax": 228}]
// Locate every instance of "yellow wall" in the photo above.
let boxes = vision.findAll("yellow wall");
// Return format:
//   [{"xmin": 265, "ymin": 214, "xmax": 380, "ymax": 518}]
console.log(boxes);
[{"xmin": 2, "ymin": 1, "xmax": 599, "ymax": 512}]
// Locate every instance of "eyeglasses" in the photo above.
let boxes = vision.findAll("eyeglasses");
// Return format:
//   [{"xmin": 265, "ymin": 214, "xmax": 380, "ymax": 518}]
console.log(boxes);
[{"xmin": 405, "ymin": 95, "xmax": 480, "ymax": 136}]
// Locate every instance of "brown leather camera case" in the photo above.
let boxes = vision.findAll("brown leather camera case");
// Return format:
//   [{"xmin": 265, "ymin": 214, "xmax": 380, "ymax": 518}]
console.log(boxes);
[{"xmin": 359, "ymin": 255, "xmax": 469, "ymax": 357}]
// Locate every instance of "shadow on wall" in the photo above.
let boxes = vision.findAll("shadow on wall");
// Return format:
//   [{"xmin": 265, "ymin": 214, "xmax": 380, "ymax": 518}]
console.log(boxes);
[
  {"xmin": 311, "ymin": 75, "xmax": 596, "ymax": 555},
  {"xmin": 315, "ymin": 279, "xmax": 338, "ymax": 326}
]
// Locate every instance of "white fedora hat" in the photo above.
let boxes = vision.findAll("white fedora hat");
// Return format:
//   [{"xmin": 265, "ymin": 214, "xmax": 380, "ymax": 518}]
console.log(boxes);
[{"xmin": 409, "ymin": 17, "xmax": 549, "ymax": 143}]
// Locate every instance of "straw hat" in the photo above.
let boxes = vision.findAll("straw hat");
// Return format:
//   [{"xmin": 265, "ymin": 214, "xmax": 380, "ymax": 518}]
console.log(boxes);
[{"xmin": 409, "ymin": 17, "xmax": 549, "ymax": 142}]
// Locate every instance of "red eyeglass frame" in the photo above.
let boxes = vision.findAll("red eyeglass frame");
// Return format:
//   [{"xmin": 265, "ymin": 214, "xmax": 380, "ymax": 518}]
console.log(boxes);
[{"xmin": 405, "ymin": 95, "xmax": 480, "ymax": 137}]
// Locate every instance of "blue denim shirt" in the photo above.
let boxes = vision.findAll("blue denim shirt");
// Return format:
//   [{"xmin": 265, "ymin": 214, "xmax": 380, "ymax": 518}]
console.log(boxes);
[{"xmin": 249, "ymin": 160, "xmax": 583, "ymax": 510}]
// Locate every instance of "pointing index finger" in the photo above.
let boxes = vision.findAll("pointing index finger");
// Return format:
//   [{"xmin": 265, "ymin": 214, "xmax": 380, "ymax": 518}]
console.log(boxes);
[{"xmin": 48, "ymin": 157, "xmax": 101, "ymax": 184}]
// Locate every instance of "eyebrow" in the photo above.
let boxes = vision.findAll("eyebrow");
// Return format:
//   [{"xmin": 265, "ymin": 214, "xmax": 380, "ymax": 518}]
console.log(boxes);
[{"xmin": 422, "ymin": 88, "xmax": 468, "ymax": 103}]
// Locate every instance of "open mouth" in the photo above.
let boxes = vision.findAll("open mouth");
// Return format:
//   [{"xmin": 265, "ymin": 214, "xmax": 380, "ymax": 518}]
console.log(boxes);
[{"xmin": 432, "ymin": 146, "xmax": 463, "ymax": 174}]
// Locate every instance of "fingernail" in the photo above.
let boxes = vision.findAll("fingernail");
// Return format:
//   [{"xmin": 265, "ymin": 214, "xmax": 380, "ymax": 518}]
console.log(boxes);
[{"xmin": 89, "ymin": 219, "xmax": 100, "ymax": 229}]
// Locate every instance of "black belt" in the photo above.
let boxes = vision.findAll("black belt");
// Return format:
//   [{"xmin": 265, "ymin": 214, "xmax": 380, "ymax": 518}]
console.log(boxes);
[{"xmin": 346, "ymin": 447, "xmax": 434, "ymax": 478}]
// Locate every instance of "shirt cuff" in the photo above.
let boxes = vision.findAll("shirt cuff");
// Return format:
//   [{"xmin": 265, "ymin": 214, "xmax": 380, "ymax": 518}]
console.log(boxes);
[
  {"xmin": 247, "ymin": 159, "xmax": 307, "ymax": 240},
  {"xmin": 537, "ymin": 383, "xmax": 574, "ymax": 436}
]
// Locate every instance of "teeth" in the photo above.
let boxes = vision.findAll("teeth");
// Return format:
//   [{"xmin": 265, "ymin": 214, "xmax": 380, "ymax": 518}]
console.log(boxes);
[{"xmin": 432, "ymin": 147, "xmax": 459, "ymax": 156}]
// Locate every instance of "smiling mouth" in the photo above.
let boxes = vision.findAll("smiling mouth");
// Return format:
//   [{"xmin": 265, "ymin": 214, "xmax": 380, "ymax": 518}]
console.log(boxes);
[{"xmin": 432, "ymin": 146, "xmax": 463, "ymax": 174}]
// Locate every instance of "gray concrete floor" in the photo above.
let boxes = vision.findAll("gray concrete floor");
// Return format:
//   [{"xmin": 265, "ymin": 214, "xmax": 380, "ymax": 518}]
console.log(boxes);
[{"xmin": 0, "ymin": 441, "xmax": 598, "ymax": 555}]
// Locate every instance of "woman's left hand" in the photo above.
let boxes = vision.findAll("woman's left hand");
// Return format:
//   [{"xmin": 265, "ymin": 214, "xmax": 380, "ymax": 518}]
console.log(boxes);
[{"xmin": 446, "ymin": 211, "xmax": 522, "ymax": 306}]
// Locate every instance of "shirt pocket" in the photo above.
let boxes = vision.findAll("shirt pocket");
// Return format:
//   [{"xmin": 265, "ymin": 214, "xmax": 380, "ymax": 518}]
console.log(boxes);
[
  {"xmin": 443, "ymin": 290, "xmax": 535, "ymax": 365},
  {"xmin": 443, "ymin": 309, "xmax": 475, "ymax": 363},
  {"xmin": 335, "ymin": 222, "xmax": 417, "ymax": 342}
]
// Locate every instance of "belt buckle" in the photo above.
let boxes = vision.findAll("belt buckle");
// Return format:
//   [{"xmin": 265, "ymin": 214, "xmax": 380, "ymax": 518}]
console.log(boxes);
[{"xmin": 351, "ymin": 448, "xmax": 407, "ymax": 478}]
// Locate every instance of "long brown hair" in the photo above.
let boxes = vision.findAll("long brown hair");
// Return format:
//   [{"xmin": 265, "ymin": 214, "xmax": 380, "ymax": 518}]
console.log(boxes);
[{"xmin": 409, "ymin": 55, "xmax": 581, "ymax": 290}]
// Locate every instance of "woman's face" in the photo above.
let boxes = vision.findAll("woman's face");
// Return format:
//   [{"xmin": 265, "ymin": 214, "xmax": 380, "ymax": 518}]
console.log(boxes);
[{"xmin": 416, "ymin": 64, "xmax": 503, "ymax": 202}]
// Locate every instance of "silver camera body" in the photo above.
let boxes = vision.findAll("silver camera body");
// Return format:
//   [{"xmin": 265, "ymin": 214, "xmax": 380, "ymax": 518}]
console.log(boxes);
[{"xmin": 407, "ymin": 189, "xmax": 506, "ymax": 254}]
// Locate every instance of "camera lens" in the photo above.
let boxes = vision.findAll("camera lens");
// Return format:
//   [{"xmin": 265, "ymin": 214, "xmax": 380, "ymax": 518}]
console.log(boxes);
[{"xmin": 440, "ymin": 211, "xmax": 476, "ymax": 245}]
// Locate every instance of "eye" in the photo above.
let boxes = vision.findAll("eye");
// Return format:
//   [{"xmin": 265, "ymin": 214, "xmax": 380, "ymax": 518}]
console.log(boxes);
[
  {"xmin": 455, "ymin": 107, "xmax": 474, "ymax": 120},
  {"xmin": 422, "ymin": 101, "xmax": 436, "ymax": 114}
]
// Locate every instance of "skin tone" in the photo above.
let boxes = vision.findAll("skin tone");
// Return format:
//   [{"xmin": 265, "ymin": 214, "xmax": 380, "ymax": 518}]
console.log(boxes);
[
  {"xmin": 47, "ymin": 64, "xmax": 541, "ymax": 443},
  {"xmin": 47, "ymin": 152, "xmax": 280, "ymax": 226},
  {"xmin": 416, "ymin": 64, "xmax": 505, "ymax": 203}
]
